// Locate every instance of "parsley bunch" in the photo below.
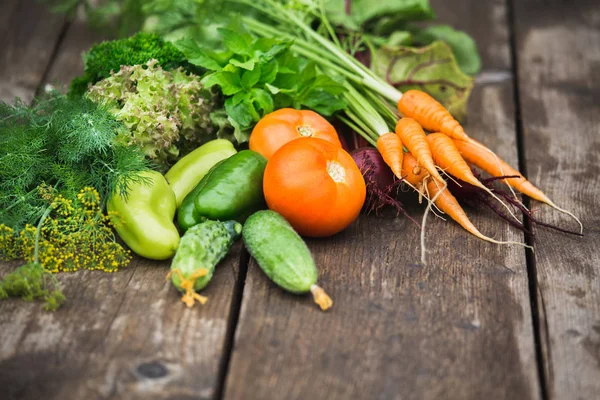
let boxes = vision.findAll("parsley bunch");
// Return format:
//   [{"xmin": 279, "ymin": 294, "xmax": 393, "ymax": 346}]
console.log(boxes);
[{"xmin": 175, "ymin": 28, "xmax": 347, "ymax": 142}]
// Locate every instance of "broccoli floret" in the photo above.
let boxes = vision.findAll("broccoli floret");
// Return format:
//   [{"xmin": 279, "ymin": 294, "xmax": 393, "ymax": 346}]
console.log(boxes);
[{"xmin": 70, "ymin": 33, "xmax": 196, "ymax": 96}]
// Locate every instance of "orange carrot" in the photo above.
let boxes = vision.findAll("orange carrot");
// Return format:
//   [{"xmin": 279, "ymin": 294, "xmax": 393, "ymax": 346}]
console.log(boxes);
[
  {"xmin": 453, "ymin": 138, "xmax": 583, "ymax": 232},
  {"xmin": 395, "ymin": 118, "xmax": 444, "ymax": 184},
  {"xmin": 401, "ymin": 152, "xmax": 435, "ymax": 209},
  {"xmin": 426, "ymin": 133, "xmax": 520, "ymax": 221},
  {"xmin": 453, "ymin": 138, "xmax": 539, "ymax": 198},
  {"xmin": 425, "ymin": 180, "xmax": 528, "ymax": 246},
  {"xmin": 427, "ymin": 133, "xmax": 482, "ymax": 186},
  {"xmin": 376, "ymin": 132, "xmax": 404, "ymax": 180},
  {"xmin": 396, "ymin": 90, "xmax": 513, "ymax": 198},
  {"xmin": 407, "ymin": 169, "xmax": 527, "ymax": 264},
  {"xmin": 397, "ymin": 90, "xmax": 469, "ymax": 141},
  {"xmin": 402, "ymin": 152, "xmax": 428, "ymax": 187}
]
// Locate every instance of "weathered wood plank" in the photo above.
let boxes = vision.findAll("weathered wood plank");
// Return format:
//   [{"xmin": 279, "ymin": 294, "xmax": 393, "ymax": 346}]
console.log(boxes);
[
  {"xmin": 44, "ymin": 15, "xmax": 109, "ymax": 87},
  {"xmin": 0, "ymin": 14, "xmax": 241, "ymax": 400},
  {"xmin": 0, "ymin": 0, "xmax": 67, "ymax": 103},
  {"xmin": 512, "ymin": 1, "xmax": 600, "ymax": 398},
  {"xmin": 0, "ymin": 246, "xmax": 243, "ymax": 400},
  {"xmin": 223, "ymin": 1, "xmax": 541, "ymax": 399}
]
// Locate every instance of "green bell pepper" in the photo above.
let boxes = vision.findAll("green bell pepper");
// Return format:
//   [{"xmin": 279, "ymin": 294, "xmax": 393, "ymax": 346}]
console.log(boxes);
[
  {"xmin": 108, "ymin": 170, "xmax": 180, "ymax": 260},
  {"xmin": 177, "ymin": 150, "xmax": 267, "ymax": 231}
]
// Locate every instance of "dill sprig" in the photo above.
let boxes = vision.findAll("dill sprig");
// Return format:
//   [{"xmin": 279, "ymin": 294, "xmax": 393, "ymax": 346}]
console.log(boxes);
[
  {"xmin": 0, "ymin": 92, "xmax": 149, "ymax": 310},
  {"xmin": 0, "ymin": 91, "xmax": 150, "ymax": 230},
  {"xmin": 0, "ymin": 262, "xmax": 65, "ymax": 311}
]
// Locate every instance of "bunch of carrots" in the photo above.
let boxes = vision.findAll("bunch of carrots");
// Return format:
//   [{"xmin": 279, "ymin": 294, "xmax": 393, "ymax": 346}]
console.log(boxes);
[
  {"xmin": 238, "ymin": 0, "xmax": 582, "ymax": 262},
  {"xmin": 341, "ymin": 83, "xmax": 582, "ymax": 261},
  {"xmin": 384, "ymin": 91, "xmax": 581, "ymax": 256}
]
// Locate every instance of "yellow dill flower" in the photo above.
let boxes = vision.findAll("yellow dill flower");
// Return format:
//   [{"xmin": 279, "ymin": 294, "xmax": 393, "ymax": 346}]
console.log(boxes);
[{"xmin": 7, "ymin": 187, "xmax": 132, "ymax": 274}]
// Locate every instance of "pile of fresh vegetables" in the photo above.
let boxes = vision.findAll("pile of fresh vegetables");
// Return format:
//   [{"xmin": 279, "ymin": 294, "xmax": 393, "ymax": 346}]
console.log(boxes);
[{"xmin": 0, "ymin": 0, "xmax": 582, "ymax": 311}]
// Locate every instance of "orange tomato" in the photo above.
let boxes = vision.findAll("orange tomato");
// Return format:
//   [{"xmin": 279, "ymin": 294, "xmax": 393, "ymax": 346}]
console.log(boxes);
[
  {"xmin": 263, "ymin": 137, "xmax": 366, "ymax": 237},
  {"xmin": 250, "ymin": 108, "xmax": 341, "ymax": 160}
]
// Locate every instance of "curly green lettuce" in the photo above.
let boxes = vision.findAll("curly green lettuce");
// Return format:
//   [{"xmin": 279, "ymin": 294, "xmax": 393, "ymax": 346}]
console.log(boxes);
[{"xmin": 87, "ymin": 59, "xmax": 219, "ymax": 170}]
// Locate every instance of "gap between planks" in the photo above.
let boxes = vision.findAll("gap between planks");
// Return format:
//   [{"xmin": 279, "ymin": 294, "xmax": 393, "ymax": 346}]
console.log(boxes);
[
  {"xmin": 506, "ymin": 0, "xmax": 549, "ymax": 398},
  {"xmin": 214, "ymin": 248, "xmax": 251, "ymax": 400},
  {"xmin": 33, "ymin": 19, "xmax": 72, "ymax": 100}
]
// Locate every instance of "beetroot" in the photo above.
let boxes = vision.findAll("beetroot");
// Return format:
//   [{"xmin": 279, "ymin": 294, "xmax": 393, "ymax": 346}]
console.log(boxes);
[
  {"xmin": 350, "ymin": 147, "xmax": 418, "ymax": 226},
  {"xmin": 338, "ymin": 122, "xmax": 369, "ymax": 154}
]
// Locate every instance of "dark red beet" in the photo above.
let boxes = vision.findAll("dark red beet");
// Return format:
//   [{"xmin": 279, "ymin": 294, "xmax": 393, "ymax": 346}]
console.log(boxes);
[
  {"xmin": 351, "ymin": 147, "xmax": 395, "ymax": 189},
  {"xmin": 350, "ymin": 147, "xmax": 419, "ymax": 227},
  {"xmin": 337, "ymin": 121, "xmax": 368, "ymax": 153}
]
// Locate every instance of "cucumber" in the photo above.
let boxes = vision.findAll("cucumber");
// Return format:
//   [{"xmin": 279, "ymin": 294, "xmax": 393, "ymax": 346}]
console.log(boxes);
[
  {"xmin": 242, "ymin": 210, "xmax": 332, "ymax": 310},
  {"xmin": 169, "ymin": 220, "xmax": 242, "ymax": 307}
]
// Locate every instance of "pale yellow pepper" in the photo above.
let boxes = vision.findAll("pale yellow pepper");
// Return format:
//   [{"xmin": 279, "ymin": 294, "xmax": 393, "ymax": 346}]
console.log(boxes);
[{"xmin": 108, "ymin": 171, "xmax": 179, "ymax": 260}]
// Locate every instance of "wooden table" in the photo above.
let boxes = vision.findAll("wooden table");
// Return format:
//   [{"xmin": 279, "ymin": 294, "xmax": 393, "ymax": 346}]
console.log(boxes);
[{"xmin": 1, "ymin": 1, "xmax": 598, "ymax": 399}]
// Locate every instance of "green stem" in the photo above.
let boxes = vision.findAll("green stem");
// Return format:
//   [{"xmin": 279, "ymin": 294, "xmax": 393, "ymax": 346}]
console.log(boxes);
[
  {"xmin": 365, "ymin": 90, "xmax": 398, "ymax": 127},
  {"xmin": 34, "ymin": 206, "xmax": 53, "ymax": 264},
  {"xmin": 3, "ymin": 187, "xmax": 40, "ymax": 213},
  {"xmin": 241, "ymin": 10, "xmax": 403, "ymax": 103},
  {"xmin": 344, "ymin": 109, "xmax": 378, "ymax": 141},
  {"xmin": 243, "ymin": 17, "xmax": 349, "ymax": 70},
  {"xmin": 343, "ymin": 83, "xmax": 389, "ymax": 135},
  {"xmin": 317, "ymin": 0, "xmax": 342, "ymax": 48},
  {"xmin": 338, "ymin": 115, "xmax": 377, "ymax": 147},
  {"xmin": 276, "ymin": 5, "xmax": 402, "ymax": 101},
  {"xmin": 291, "ymin": 46, "xmax": 362, "ymax": 83},
  {"xmin": 237, "ymin": 0, "xmax": 282, "ymax": 23},
  {"xmin": 362, "ymin": 74, "xmax": 403, "ymax": 103},
  {"xmin": 286, "ymin": 11, "xmax": 364, "ymax": 74},
  {"xmin": 239, "ymin": 0, "xmax": 368, "ymax": 77}
]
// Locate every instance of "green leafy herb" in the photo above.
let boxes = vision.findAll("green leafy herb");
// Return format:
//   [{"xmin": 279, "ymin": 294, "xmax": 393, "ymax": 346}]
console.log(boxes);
[
  {"xmin": 413, "ymin": 25, "xmax": 481, "ymax": 75},
  {"xmin": 372, "ymin": 40, "xmax": 474, "ymax": 121},
  {"xmin": 175, "ymin": 30, "xmax": 347, "ymax": 142},
  {"xmin": 0, "ymin": 91, "xmax": 150, "ymax": 230},
  {"xmin": 1, "ymin": 186, "xmax": 131, "ymax": 273},
  {"xmin": 42, "ymin": 0, "xmax": 481, "ymax": 114},
  {"xmin": 0, "ymin": 93, "xmax": 148, "ymax": 310},
  {"xmin": 0, "ymin": 262, "xmax": 65, "ymax": 311},
  {"xmin": 325, "ymin": 0, "xmax": 435, "ymax": 32}
]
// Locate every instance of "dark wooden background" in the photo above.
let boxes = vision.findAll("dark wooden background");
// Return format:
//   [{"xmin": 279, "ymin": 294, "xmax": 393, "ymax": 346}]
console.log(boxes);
[{"xmin": 1, "ymin": 0, "xmax": 598, "ymax": 399}]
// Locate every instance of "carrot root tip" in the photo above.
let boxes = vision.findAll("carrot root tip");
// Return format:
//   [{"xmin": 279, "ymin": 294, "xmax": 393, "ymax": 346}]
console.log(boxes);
[{"xmin": 545, "ymin": 201, "xmax": 583, "ymax": 234}]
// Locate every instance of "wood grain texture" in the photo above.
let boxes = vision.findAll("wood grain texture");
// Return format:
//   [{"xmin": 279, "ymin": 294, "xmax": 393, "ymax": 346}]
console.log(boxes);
[
  {"xmin": 44, "ymin": 14, "xmax": 109, "ymax": 88},
  {"xmin": 0, "ymin": 16, "xmax": 242, "ymax": 400},
  {"xmin": 0, "ymin": 246, "xmax": 242, "ymax": 400},
  {"xmin": 222, "ymin": 1, "xmax": 541, "ymax": 399},
  {"xmin": 0, "ymin": 0, "xmax": 66, "ymax": 103},
  {"xmin": 512, "ymin": 1, "xmax": 600, "ymax": 398}
]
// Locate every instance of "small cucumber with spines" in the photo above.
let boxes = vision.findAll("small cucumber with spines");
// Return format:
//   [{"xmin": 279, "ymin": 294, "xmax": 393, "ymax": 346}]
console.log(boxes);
[
  {"xmin": 242, "ymin": 210, "xmax": 332, "ymax": 311},
  {"xmin": 169, "ymin": 220, "xmax": 242, "ymax": 307}
]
